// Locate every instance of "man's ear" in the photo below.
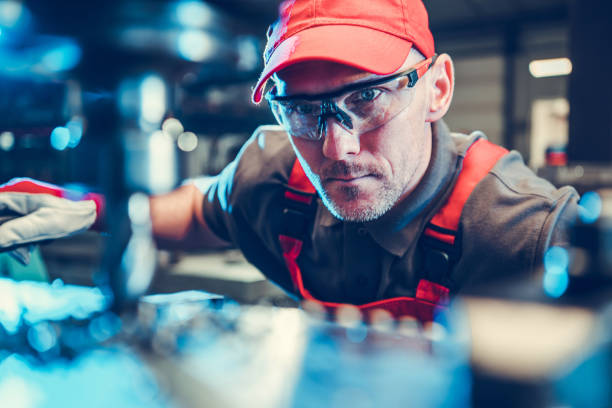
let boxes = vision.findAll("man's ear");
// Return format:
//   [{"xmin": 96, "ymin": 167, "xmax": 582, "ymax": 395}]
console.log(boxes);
[{"xmin": 426, "ymin": 53, "xmax": 454, "ymax": 122}]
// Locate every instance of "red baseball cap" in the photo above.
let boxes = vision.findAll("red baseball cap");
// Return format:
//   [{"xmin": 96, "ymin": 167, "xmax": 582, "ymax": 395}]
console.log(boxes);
[{"xmin": 252, "ymin": 0, "xmax": 435, "ymax": 103}]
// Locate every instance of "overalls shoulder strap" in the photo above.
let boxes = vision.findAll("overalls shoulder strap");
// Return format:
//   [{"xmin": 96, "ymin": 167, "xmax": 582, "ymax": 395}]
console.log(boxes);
[
  {"xmin": 420, "ymin": 138, "xmax": 508, "ymax": 287},
  {"xmin": 424, "ymin": 138, "xmax": 509, "ymax": 244}
]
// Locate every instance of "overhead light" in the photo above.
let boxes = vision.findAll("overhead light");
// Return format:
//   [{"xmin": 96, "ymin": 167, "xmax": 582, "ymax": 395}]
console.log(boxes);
[
  {"xmin": 529, "ymin": 57, "xmax": 572, "ymax": 78},
  {"xmin": 0, "ymin": 131, "xmax": 14, "ymax": 151},
  {"xmin": 140, "ymin": 75, "xmax": 167, "ymax": 126}
]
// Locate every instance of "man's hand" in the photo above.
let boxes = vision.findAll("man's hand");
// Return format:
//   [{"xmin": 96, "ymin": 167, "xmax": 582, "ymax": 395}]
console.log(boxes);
[{"xmin": 0, "ymin": 178, "xmax": 105, "ymax": 263}]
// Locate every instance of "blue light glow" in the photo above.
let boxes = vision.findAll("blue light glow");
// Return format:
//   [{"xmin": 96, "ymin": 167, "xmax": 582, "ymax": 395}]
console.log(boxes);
[
  {"xmin": 0, "ymin": 375, "xmax": 43, "ymax": 408},
  {"xmin": 61, "ymin": 326, "xmax": 89, "ymax": 350},
  {"xmin": 0, "ymin": 131, "xmax": 14, "ymax": 151},
  {"xmin": 127, "ymin": 192, "xmax": 151, "ymax": 225},
  {"xmin": 175, "ymin": 1, "xmax": 213, "ymax": 28},
  {"xmin": 544, "ymin": 246, "xmax": 569, "ymax": 273},
  {"xmin": 543, "ymin": 246, "xmax": 570, "ymax": 298},
  {"xmin": 140, "ymin": 75, "xmax": 166, "ymax": 125},
  {"xmin": 61, "ymin": 183, "xmax": 87, "ymax": 201},
  {"xmin": 88, "ymin": 313, "xmax": 122, "ymax": 343},
  {"xmin": 578, "ymin": 191, "xmax": 602, "ymax": 224},
  {"xmin": 177, "ymin": 131, "xmax": 198, "ymax": 152},
  {"xmin": 50, "ymin": 126, "xmax": 70, "ymax": 150},
  {"xmin": 0, "ymin": 350, "xmax": 166, "ymax": 408},
  {"xmin": 177, "ymin": 29, "xmax": 214, "ymax": 62},
  {"xmin": 257, "ymin": 132, "xmax": 266, "ymax": 149},
  {"xmin": 147, "ymin": 130, "xmax": 176, "ymax": 193},
  {"xmin": 40, "ymin": 42, "xmax": 82, "ymax": 72},
  {"xmin": 236, "ymin": 36, "xmax": 259, "ymax": 71},
  {"xmin": 27, "ymin": 322, "xmax": 58, "ymax": 353},
  {"xmin": 1, "ymin": 277, "xmax": 109, "ymax": 323},
  {"xmin": 543, "ymin": 269, "xmax": 569, "ymax": 298},
  {"xmin": 66, "ymin": 118, "xmax": 84, "ymax": 148},
  {"xmin": 0, "ymin": 279, "xmax": 21, "ymax": 334},
  {"xmin": 218, "ymin": 300, "xmax": 241, "ymax": 321},
  {"xmin": 0, "ymin": 1, "xmax": 25, "ymax": 28},
  {"xmin": 118, "ymin": 78, "xmax": 138, "ymax": 117}
]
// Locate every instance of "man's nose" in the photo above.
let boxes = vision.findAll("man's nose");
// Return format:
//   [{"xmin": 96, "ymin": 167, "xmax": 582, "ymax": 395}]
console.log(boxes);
[{"xmin": 321, "ymin": 118, "xmax": 360, "ymax": 160}]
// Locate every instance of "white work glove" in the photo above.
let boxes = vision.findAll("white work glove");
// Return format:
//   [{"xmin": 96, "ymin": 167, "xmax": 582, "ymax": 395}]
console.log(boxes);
[{"xmin": 0, "ymin": 178, "xmax": 104, "ymax": 265}]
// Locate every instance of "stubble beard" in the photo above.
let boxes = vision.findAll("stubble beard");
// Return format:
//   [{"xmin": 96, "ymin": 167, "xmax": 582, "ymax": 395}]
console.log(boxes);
[
  {"xmin": 314, "ymin": 160, "xmax": 411, "ymax": 222},
  {"xmin": 320, "ymin": 179, "xmax": 403, "ymax": 222}
]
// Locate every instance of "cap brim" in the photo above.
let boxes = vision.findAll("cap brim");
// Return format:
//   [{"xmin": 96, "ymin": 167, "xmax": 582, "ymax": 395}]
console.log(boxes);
[{"xmin": 252, "ymin": 25, "xmax": 413, "ymax": 103}]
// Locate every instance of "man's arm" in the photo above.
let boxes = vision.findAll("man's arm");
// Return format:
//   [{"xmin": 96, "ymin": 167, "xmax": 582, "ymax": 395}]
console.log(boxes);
[{"xmin": 149, "ymin": 184, "xmax": 231, "ymax": 251}]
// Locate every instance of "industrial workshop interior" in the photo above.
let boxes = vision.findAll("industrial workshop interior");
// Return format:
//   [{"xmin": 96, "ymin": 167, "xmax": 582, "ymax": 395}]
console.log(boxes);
[{"xmin": 1, "ymin": 0, "xmax": 611, "ymax": 406}]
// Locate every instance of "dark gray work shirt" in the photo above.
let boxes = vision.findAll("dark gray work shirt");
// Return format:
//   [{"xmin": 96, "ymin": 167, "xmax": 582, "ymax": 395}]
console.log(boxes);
[{"xmin": 202, "ymin": 121, "xmax": 579, "ymax": 304}]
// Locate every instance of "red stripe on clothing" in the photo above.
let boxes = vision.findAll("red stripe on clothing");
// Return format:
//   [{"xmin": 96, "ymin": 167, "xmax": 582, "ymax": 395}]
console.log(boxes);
[
  {"xmin": 428, "ymin": 139, "xmax": 507, "ymax": 234},
  {"xmin": 423, "ymin": 227, "xmax": 455, "ymax": 245},
  {"xmin": 287, "ymin": 159, "xmax": 316, "ymax": 194}
]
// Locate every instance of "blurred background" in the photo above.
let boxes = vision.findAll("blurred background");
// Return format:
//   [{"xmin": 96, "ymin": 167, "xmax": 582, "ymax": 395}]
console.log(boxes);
[
  {"xmin": 0, "ymin": 0, "xmax": 610, "ymax": 297},
  {"xmin": 1, "ymin": 0, "xmax": 610, "ymax": 298},
  {"xmin": 2, "ymin": 2, "xmax": 612, "ymax": 407},
  {"xmin": 0, "ymin": 0, "xmax": 595, "ymax": 182}
]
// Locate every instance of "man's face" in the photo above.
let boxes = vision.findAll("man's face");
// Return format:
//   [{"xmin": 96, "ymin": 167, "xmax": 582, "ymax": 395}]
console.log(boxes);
[{"xmin": 274, "ymin": 53, "xmax": 433, "ymax": 222}]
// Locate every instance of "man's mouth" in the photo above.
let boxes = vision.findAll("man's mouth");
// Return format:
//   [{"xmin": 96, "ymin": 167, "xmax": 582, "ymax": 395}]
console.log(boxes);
[
  {"xmin": 325, "ymin": 174, "xmax": 374, "ymax": 182},
  {"xmin": 321, "ymin": 161, "xmax": 382, "ymax": 184}
]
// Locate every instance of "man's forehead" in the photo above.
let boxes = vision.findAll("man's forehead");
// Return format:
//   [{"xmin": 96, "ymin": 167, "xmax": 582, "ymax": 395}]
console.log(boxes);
[{"xmin": 274, "ymin": 60, "xmax": 382, "ymax": 96}]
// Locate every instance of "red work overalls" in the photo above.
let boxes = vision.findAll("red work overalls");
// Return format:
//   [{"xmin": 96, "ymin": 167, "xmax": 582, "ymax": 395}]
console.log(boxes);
[{"xmin": 279, "ymin": 138, "xmax": 508, "ymax": 322}]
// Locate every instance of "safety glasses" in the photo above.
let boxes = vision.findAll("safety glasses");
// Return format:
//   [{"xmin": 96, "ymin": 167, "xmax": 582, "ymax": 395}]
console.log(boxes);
[{"xmin": 266, "ymin": 55, "xmax": 437, "ymax": 140}]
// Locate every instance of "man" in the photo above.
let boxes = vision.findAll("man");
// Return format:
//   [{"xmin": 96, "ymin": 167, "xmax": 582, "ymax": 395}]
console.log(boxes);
[{"xmin": 0, "ymin": 0, "xmax": 578, "ymax": 320}]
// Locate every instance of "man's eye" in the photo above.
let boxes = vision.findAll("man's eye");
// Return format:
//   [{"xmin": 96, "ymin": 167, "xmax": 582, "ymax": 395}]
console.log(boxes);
[
  {"xmin": 295, "ymin": 103, "xmax": 314, "ymax": 114},
  {"xmin": 279, "ymin": 101, "xmax": 314, "ymax": 115},
  {"xmin": 357, "ymin": 88, "xmax": 381, "ymax": 102}
]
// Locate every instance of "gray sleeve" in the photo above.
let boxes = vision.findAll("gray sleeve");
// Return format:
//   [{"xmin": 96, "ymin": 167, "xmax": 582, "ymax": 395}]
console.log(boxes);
[
  {"xmin": 201, "ymin": 158, "xmax": 240, "ymax": 244},
  {"xmin": 201, "ymin": 125, "xmax": 294, "ymax": 246},
  {"xmin": 455, "ymin": 150, "xmax": 580, "ymax": 290},
  {"xmin": 535, "ymin": 186, "xmax": 579, "ymax": 253}
]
